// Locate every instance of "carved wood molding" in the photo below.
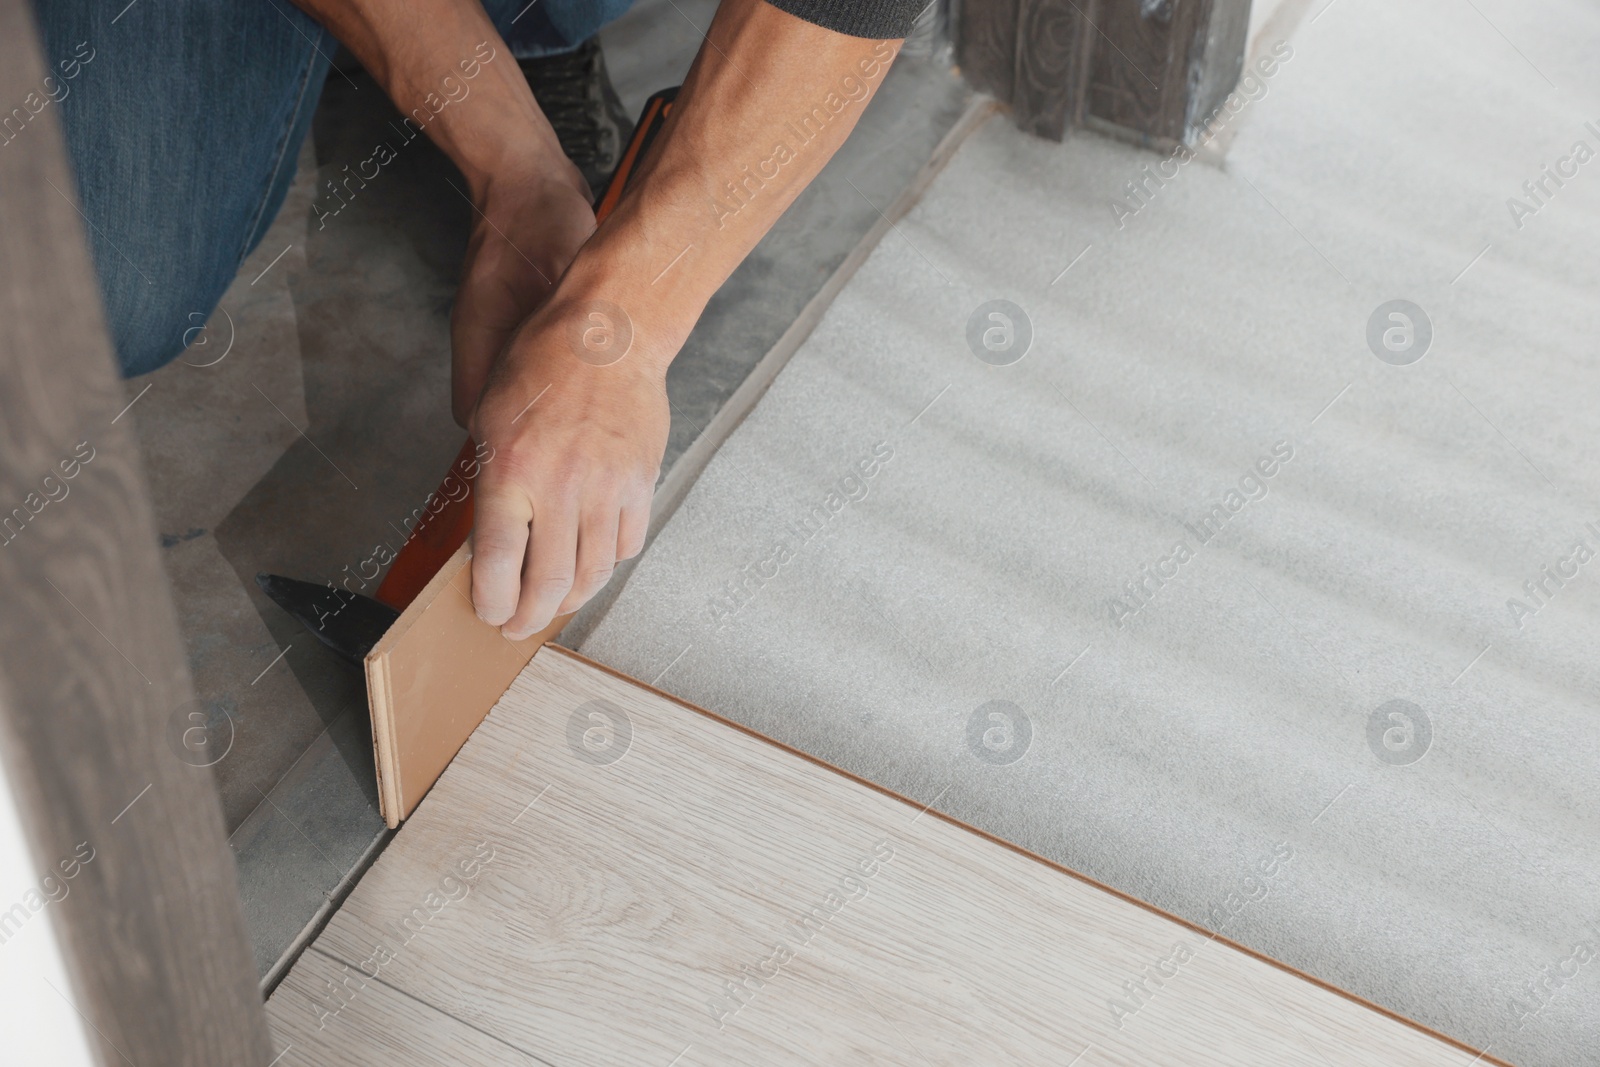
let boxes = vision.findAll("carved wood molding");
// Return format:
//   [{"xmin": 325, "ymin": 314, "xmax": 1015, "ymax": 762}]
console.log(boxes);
[{"xmin": 958, "ymin": 0, "xmax": 1250, "ymax": 145}]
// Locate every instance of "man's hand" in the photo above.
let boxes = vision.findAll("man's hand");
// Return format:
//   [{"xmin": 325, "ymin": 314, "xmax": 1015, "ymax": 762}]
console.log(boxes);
[{"xmin": 466, "ymin": 288, "xmax": 670, "ymax": 639}]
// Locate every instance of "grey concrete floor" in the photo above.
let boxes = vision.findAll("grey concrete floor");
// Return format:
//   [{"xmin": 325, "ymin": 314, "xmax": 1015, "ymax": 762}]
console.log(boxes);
[{"xmin": 127, "ymin": 2, "xmax": 969, "ymax": 978}]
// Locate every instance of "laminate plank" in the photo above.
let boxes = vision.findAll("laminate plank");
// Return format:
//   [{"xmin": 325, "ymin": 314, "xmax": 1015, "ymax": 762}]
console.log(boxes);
[
  {"xmin": 282, "ymin": 647, "xmax": 1497, "ymax": 1066},
  {"xmin": 265, "ymin": 947, "xmax": 551, "ymax": 1066},
  {"xmin": 364, "ymin": 543, "xmax": 563, "ymax": 825}
]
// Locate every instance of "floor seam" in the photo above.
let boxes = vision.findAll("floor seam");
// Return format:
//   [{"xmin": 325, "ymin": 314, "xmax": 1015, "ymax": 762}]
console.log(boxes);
[{"xmin": 304, "ymin": 944, "xmax": 564, "ymax": 1067}]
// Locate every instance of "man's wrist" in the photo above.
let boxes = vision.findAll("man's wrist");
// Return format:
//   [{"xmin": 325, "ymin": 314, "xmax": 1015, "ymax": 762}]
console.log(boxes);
[
  {"xmin": 547, "ymin": 225, "xmax": 708, "ymax": 382},
  {"xmin": 368, "ymin": 34, "xmax": 576, "ymax": 204}
]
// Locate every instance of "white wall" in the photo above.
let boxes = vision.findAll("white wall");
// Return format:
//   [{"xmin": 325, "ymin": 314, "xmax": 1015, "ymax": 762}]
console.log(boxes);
[{"xmin": 0, "ymin": 741, "xmax": 97, "ymax": 1066}]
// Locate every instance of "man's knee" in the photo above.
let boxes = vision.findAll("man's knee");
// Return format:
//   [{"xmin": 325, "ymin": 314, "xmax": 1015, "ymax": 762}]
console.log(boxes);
[
  {"xmin": 105, "ymin": 270, "xmax": 229, "ymax": 378},
  {"xmin": 33, "ymin": 0, "xmax": 330, "ymax": 378}
]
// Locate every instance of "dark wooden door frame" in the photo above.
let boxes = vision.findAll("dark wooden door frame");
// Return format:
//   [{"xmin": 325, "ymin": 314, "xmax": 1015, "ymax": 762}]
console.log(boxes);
[
  {"xmin": 957, "ymin": 0, "xmax": 1252, "ymax": 147},
  {"xmin": 0, "ymin": 2, "xmax": 274, "ymax": 1063}
]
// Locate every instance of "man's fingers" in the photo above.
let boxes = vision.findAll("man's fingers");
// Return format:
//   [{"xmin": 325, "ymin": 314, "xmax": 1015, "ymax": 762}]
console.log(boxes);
[
  {"xmin": 559, "ymin": 503, "xmax": 622, "ymax": 617},
  {"xmin": 503, "ymin": 498, "xmax": 579, "ymax": 640},
  {"xmin": 617, "ymin": 488, "xmax": 651, "ymax": 561},
  {"xmin": 470, "ymin": 485, "xmax": 533, "ymax": 627}
]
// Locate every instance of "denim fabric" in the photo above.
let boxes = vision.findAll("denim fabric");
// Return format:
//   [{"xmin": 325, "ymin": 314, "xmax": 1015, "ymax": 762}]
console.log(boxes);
[
  {"xmin": 27, "ymin": 0, "xmax": 632, "ymax": 377},
  {"xmin": 489, "ymin": 0, "xmax": 637, "ymax": 57}
]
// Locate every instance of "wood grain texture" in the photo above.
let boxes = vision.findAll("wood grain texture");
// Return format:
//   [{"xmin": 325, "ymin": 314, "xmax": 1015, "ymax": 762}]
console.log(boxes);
[
  {"xmin": 1085, "ymin": 0, "xmax": 1199, "ymax": 144},
  {"xmin": 0, "ymin": 3, "xmax": 272, "ymax": 1063},
  {"xmin": 1183, "ymin": 0, "xmax": 1251, "ymax": 140},
  {"xmin": 365, "ymin": 543, "xmax": 564, "ymax": 826},
  {"xmin": 276, "ymin": 647, "xmax": 1503, "ymax": 1066},
  {"xmin": 959, "ymin": 0, "xmax": 1249, "ymax": 145},
  {"xmin": 265, "ymin": 948, "xmax": 548, "ymax": 1066},
  {"xmin": 1010, "ymin": 0, "xmax": 1096, "ymax": 140},
  {"xmin": 956, "ymin": 0, "xmax": 1020, "ymax": 102}
]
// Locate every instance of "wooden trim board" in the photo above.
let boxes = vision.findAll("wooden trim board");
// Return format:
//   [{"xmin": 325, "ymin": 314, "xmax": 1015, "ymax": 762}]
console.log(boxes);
[
  {"xmin": 274, "ymin": 645, "xmax": 1505, "ymax": 1066},
  {"xmin": 0, "ymin": 4, "xmax": 273, "ymax": 1061},
  {"xmin": 364, "ymin": 543, "xmax": 566, "ymax": 825}
]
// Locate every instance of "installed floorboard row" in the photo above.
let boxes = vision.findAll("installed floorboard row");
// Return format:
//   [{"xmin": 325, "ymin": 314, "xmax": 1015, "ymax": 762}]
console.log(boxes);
[
  {"xmin": 268, "ymin": 647, "xmax": 1491, "ymax": 1066},
  {"xmin": 266, "ymin": 948, "xmax": 550, "ymax": 1066}
]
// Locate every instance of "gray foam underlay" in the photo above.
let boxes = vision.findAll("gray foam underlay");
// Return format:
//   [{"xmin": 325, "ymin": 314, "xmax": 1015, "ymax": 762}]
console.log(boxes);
[{"xmin": 580, "ymin": 1, "xmax": 1600, "ymax": 1063}]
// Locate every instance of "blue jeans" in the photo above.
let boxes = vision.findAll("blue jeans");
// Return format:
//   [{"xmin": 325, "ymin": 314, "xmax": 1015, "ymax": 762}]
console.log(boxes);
[{"xmin": 29, "ymin": 0, "xmax": 633, "ymax": 377}]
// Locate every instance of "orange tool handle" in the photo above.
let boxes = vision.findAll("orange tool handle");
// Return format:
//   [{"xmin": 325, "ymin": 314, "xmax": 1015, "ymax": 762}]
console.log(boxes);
[{"xmin": 373, "ymin": 88, "xmax": 679, "ymax": 611}]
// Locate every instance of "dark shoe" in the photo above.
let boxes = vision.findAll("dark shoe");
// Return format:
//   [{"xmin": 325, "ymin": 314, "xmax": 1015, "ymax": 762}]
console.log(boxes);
[{"xmin": 518, "ymin": 38, "xmax": 634, "ymax": 198}]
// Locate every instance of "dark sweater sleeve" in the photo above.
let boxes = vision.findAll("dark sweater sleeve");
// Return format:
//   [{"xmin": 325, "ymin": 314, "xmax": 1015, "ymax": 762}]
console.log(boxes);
[{"xmin": 762, "ymin": 0, "xmax": 926, "ymax": 39}]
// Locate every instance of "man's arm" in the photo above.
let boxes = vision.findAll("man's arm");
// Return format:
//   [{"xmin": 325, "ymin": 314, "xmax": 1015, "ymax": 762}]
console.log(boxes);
[
  {"xmin": 290, "ymin": 0, "xmax": 600, "ymax": 427},
  {"xmin": 468, "ymin": 0, "xmax": 902, "ymax": 638},
  {"xmin": 291, "ymin": 0, "xmax": 904, "ymax": 639}
]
